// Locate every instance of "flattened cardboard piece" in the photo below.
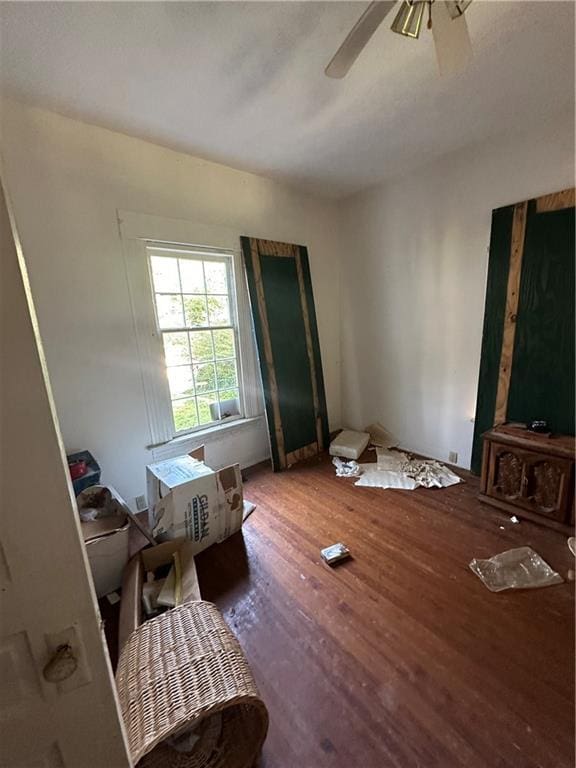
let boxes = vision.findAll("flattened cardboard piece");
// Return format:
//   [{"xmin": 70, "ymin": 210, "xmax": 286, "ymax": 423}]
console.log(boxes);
[
  {"xmin": 157, "ymin": 564, "xmax": 177, "ymax": 608},
  {"xmin": 178, "ymin": 542, "xmax": 201, "ymax": 603},
  {"xmin": 119, "ymin": 555, "xmax": 142, "ymax": 651},
  {"xmin": 215, "ymin": 464, "xmax": 243, "ymax": 543}
]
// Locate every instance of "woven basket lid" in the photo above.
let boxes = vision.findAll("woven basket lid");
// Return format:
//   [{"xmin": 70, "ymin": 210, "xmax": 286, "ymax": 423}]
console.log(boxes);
[{"xmin": 116, "ymin": 601, "xmax": 268, "ymax": 768}]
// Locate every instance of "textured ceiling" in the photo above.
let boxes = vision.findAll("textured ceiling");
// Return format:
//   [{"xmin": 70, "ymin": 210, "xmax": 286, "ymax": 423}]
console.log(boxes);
[{"xmin": 0, "ymin": 1, "xmax": 574, "ymax": 198}]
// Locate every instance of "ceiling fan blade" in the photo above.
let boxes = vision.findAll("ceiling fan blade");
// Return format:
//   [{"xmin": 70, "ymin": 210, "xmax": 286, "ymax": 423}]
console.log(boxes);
[
  {"xmin": 432, "ymin": 0, "xmax": 473, "ymax": 76},
  {"xmin": 325, "ymin": 1, "xmax": 397, "ymax": 79}
]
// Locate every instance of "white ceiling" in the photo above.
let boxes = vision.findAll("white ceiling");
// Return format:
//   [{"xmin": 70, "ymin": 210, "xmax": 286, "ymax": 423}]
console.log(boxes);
[{"xmin": 0, "ymin": 1, "xmax": 574, "ymax": 198}]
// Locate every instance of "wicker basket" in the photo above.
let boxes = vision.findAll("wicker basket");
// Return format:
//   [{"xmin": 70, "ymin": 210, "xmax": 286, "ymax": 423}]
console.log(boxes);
[{"xmin": 116, "ymin": 601, "xmax": 268, "ymax": 768}]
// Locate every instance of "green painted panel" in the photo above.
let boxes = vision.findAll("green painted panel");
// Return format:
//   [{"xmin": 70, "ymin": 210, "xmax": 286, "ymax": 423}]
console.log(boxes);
[
  {"xmin": 259, "ymin": 254, "xmax": 317, "ymax": 453},
  {"xmin": 507, "ymin": 203, "xmax": 575, "ymax": 434},
  {"xmin": 471, "ymin": 205, "xmax": 514, "ymax": 474}
]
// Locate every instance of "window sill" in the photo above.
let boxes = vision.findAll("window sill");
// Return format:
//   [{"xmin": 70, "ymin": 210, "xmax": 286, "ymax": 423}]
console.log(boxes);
[{"xmin": 148, "ymin": 415, "xmax": 264, "ymax": 461}]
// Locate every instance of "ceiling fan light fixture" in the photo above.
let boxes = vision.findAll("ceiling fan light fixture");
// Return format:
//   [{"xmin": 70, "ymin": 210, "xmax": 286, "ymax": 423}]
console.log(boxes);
[
  {"xmin": 444, "ymin": 0, "xmax": 473, "ymax": 20},
  {"xmin": 390, "ymin": 1, "xmax": 426, "ymax": 39}
]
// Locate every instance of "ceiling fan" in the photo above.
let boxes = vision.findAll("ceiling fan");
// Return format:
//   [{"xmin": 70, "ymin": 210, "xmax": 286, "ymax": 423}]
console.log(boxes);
[{"xmin": 325, "ymin": 0, "xmax": 474, "ymax": 78}]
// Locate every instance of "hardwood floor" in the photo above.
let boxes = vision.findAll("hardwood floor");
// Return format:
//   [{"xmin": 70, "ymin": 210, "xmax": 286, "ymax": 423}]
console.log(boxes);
[{"xmin": 195, "ymin": 452, "xmax": 575, "ymax": 768}]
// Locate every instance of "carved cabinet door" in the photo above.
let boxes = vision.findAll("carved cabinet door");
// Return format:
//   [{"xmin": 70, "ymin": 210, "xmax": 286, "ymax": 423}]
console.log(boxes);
[
  {"xmin": 522, "ymin": 454, "xmax": 572, "ymax": 522},
  {"xmin": 487, "ymin": 442, "xmax": 572, "ymax": 522},
  {"xmin": 487, "ymin": 444, "xmax": 526, "ymax": 502}
]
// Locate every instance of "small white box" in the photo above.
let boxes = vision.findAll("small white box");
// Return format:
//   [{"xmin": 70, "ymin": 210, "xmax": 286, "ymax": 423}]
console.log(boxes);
[{"xmin": 329, "ymin": 430, "xmax": 370, "ymax": 460}]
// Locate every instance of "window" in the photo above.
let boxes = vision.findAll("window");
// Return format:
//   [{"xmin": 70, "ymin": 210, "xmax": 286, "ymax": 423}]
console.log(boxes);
[{"xmin": 147, "ymin": 245, "xmax": 243, "ymax": 435}]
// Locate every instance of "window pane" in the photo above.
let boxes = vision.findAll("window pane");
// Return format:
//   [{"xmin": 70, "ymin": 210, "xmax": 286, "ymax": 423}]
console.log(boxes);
[
  {"xmin": 172, "ymin": 398, "xmax": 198, "ymax": 432},
  {"xmin": 151, "ymin": 256, "xmax": 180, "ymax": 292},
  {"xmin": 156, "ymin": 294, "xmax": 184, "ymax": 329},
  {"xmin": 213, "ymin": 329, "xmax": 235, "ymax": 359},
  {"xmin": 193, "ymin": 362, "xmax": 216, "ymax": 393},
  {"xmin": 189, "ymin": 330, "xmax": 213, "ymax": 361},
  {"xmin": 219, "ymin": 388, "xmax": 239, "ymax": 402},
  {"xmin": 216, "ymin": 360, "xmax": 237, "ymax": 389},
  {"xmin": 197, "ymin": 395, "xmax": 215, "ymax": 425},
  {"xmin": 167, "ymin": 365, "xmax": 195, "ymax": 399},
  {"xmin": 207, "ymin": 295, "xmax": 230, "ymax": 326},
  {"xmin": 163, "ymin": 332, "xmax": 190, "ymax": 365},
  {"xmin": 204, "ymin": 261, "xmax": 228, "ymax": 293},
  {"xmin": 183, "ymin": 295, "xmax": 208, "ymax": 327},
  {"xmin": 179, "ymin": 259, "xmax": 205, "ymax": 293}
]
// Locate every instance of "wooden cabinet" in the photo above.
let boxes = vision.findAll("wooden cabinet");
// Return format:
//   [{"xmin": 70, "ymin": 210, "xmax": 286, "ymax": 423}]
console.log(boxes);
[{"xmin": 480, "ymin": 426, "xmax": 575, "ymax": 532}]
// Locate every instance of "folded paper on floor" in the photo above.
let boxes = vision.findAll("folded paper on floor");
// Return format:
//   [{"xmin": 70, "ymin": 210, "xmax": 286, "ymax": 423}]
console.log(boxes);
[{"xmin": 354, "ymin": 448, "xmax": 461, "ymax": 490}]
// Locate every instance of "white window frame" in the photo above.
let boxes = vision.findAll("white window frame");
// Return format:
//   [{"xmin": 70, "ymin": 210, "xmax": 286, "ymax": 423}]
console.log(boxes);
[
  {"xmin": 119, "ymin": 210, "xmax": 263, "ymax": 451},
  {"xmin": 146, "ymin": 243, "xmax": 244, "ymax": 437}
]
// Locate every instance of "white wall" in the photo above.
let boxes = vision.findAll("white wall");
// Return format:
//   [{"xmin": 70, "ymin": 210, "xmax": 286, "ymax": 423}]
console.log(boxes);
[
  {"xmin": 3, "ymin": 99, "xmax": 572, "ymax": 496},
  {"xmin": 1, "ymin": 101, "xmax": 341, "ymax": 507},
  {"xmin": 339, "ymin": 117, "xmax": 575, "ymax": 469}
]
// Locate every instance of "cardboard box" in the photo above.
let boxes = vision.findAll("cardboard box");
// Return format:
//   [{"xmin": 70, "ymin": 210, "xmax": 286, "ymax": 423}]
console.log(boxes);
[
  {"xmin": 79, "ymin": 486, "xmax": 130, "ymax": 598},
  {"xmin": 83, "ymin": 521, "xmax": 129, "ymax": 598},
  {"xmin": 118, "ymin": 538, "xmax": 201, "ymax": 651},
  {"xmin": 146, "ymin": 448, "xmax": 243, "ymax": 553}
]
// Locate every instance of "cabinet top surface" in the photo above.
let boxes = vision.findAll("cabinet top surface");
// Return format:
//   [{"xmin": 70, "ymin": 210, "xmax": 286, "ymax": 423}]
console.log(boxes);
[{"xmin": 483, "ymin": 424, "xmax": 575, "ymax": 457}]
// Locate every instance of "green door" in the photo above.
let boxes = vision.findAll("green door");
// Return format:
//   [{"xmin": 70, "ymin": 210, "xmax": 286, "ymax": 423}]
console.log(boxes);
[{"xmin": 242, "ymin": 237, "xmax": 329, "ymax": 471}]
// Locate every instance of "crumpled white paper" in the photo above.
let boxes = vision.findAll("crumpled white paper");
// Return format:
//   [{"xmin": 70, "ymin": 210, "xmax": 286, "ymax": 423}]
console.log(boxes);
[
  {"xmin": 354, "ymin": 448, "xmax": 461, "ymax": 490},
  {"xmin": 332, "ymin": 457, "xmax": 362, "ymax": 477}
]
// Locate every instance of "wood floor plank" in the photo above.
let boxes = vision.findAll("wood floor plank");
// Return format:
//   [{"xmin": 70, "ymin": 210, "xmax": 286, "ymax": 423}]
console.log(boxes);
[{"xmin": 195, "ymin": 453, "xmax": 574, "ymax": 768}]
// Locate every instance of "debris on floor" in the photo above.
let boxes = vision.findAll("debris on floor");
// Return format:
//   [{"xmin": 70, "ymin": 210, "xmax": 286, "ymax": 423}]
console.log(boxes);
[
  {"xmin": 332, "ymin": 457, "xmax": 362, "ymax": 477},
  {"xmin": 329, "ymin": 429, "xmax": 370, "ymax": 459},
  {"xmin": 510, "ymin": 515, "xmax": 520, "ymax": 524},
  {"xmin": 321, "ymin": 543, "xmax": 351, "ymax": 566},
  {"xmin": 469, "ymin": 546, "xmax": 563, "ymax": 592},
  {"xmin": 355, "ymin": 448, "xmax": 461, "ymax": 490},
  {"xmin": 365, "ymin": 422, "xmax": 398, "ymax": 449},
  {"xmin": 106, "ymin": 591, "xmax": 121, "ymax": 606}
]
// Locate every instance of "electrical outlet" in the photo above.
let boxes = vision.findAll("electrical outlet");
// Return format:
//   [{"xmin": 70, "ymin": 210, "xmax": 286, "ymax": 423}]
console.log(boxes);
[
  {"xmin": 135, "ymin": 495, "xmax": 147, "ymax": 512},
  {"xmin": 448, "ymin": 451, "xmax": 458, "ymax": 464}
]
